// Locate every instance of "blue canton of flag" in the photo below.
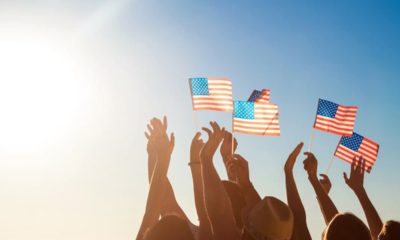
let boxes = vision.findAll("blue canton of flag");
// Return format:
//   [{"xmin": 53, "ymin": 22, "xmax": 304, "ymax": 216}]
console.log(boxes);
[
  {"xmin": 234, "ymin": 101, "xmax": 255, "ymax": 119},
  {"xmin": 317, "ymin": 99, "xmax": 339, "ymax": 118},
  {"xmin": 191, "ymin": 78, "xmax": 209, "ymax": 96},
  {"xmin": 341, "ymin": 132, "xmax": 364, "ymax": 151}
]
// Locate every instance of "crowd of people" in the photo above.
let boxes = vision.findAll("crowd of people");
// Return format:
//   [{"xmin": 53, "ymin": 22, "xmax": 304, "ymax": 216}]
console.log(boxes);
[{"xmin": 136, "ymin": 116, "xmax": 399, "ymax": 240}]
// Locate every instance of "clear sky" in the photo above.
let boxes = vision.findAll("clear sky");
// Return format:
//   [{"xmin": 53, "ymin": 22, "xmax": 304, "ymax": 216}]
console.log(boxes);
[{"xmin": 0, "ymin": 1, "xmax": 399, "ymax": 239}]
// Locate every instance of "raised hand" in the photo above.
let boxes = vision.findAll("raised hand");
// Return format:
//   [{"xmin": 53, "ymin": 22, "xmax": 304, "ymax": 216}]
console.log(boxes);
[
  {"xmin": 200, "ymin": 121, "xmax": 225, "ymax": 162},
  {"xmin": 303, "ymin": 152, "xmax": 318, "ymax": 180},
  {"xmin": 344, "ymin": 157, "xmax": 383, "ymax": 239},
  {"xmin": 220, "ymin": 131, "xmax": 238, "ymax": 181},
  {"xmin": 344, "ymin": 157, "xmax": 365, "ymax": 193},
  {"xmin": 319, "ymin": 174, "xmax": 332, "ymax": 194},
  {"xmin": 190, "ymin": 132, "xmax": 204, "ymax": 161},
  {"xmin": 284, "ymin": 142, "xmax": 304, "ymax": 173},
  {"xmin": 220, "ymin": 131, "xmax": 238, "ymax": 159},
  {"xmin": 226, "ymin": 154, "xmax": 250, "ymax": 188},
  {"xmin": 150, "ymin": 116, "xmax": 175, "ymax": 157}
]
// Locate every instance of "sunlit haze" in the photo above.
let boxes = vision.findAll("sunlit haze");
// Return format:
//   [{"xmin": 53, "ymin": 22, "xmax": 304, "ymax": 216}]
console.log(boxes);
[{"xmin": 0, "ymin": 1, "xmax": 399, "ymax": 240}]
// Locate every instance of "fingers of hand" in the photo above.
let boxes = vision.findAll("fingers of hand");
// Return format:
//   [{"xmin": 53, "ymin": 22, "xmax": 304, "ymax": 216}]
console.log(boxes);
[{"xmin": 343, "ymin": 172, "xmax": 349, "ymax": 183}]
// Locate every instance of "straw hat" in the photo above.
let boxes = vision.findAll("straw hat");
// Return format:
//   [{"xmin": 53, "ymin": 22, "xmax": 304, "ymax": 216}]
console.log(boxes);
[{"xmin": 243, "ymin": 196, "xmax": 293, "ymax": 240}]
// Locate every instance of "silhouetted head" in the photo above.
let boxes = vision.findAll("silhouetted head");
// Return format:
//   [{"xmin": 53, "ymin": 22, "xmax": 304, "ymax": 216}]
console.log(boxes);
[
  {"xmin": 242, "ymin": 196, "xmax": 294, "ymax": 240},
  {"xmin": 323, "ymin": 213, "xmax": 371, "ymax": 240},
  {"xmin": 378, "ymin": 220, "xmax": 400, "ymax": 240},
  {"xmin": 222, "ymin": 180, "xmax": 246, "ymax": 228},
  {"xmin": 144, "ymin": 215, "xmax": 195, "ymax": 240}
]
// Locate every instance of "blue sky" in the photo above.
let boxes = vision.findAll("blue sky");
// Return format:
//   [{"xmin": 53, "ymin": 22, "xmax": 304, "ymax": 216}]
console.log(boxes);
[{"xmin": 0, "ymin": 1, "xmax": 399, "ymax": 239}]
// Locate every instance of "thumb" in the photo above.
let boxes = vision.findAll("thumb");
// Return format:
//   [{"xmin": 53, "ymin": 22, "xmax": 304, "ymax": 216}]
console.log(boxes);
[
  {"xmin": 343, "ymin": 172, "xmax": 349, "ymax": 184},
  {"xmin": 170, "ymin": 133, "xmax": 175, "ymax": 148}
]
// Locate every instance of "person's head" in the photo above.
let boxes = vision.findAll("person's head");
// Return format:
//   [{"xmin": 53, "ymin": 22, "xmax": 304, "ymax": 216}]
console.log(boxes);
[
  {"xmin": 323, "ymin": 213, "xmax": 371, "ymax": 240},
  {"xmin": 143, "ymin": 215, "xmax": 195, "ymax": 240},
  {"xmin": 242, "ymin": 196, "xmax": 293, "ymax": 240},
  {"xmin": 222, "ymin": 180, "xmax": 246, "ymax": 228},
  {"xmin": 378, "ymin": 220, "xmax": 400, "ymax": 240}
]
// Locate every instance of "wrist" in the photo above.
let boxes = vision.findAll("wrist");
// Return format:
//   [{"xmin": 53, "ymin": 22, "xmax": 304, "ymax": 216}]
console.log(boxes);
[
  {"xmin": 308, "ymin": 174, "xmax": 318, "ymax": 183},
  {"xmin": 353, "ymin": 186, "xmax": 366, "ymax": 196}
]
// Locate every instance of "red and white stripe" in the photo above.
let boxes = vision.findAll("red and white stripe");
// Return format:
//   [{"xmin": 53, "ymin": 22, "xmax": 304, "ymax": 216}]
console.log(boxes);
[
  {"xmin": 314, "ymin": 105, "xmax": 358, "ymax": 136},
  {"xmin": 192, "ymin": 78, "xmax": 233, "ymax": 112},
  {"xmin": 234, "ymin": 103, "xmax": 280, "ymax": 136},
  {"xmin": 334, "ymin": 138, "xmax": 379, "ymax": 172}
]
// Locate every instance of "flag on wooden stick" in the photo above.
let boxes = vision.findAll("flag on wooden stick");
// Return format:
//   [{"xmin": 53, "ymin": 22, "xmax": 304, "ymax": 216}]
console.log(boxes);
[
  {"xmin": 233, "ymin": 100, "xmax": 280, "ymax": 136},
  {"xmin": 334, "ymin": 132, "xmax": 379, "ymax": 172},
  {"xmin": 189, "ymin": 78, "xmax": 233, "ymax": 112},
  {"xmin": 313, "ymin": 99, "xmax": 358, "ymax": 136}
]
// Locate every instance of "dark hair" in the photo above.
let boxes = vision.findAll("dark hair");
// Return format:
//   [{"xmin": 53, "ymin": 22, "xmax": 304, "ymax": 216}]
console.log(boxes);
[
  {"xmin": 144, "ymin": 215, "xmax": 195, "ymax": 240},
  {"xmin": 222, "ymin": 180, "xmax": 246, "ymax": 228},
  {"xmin": 323, "ymin": 213, "xmax": 371, "ymax": 240},
  {"xmin": 379, "ymin": 220, "xmax": 400, "ymax": 240}
]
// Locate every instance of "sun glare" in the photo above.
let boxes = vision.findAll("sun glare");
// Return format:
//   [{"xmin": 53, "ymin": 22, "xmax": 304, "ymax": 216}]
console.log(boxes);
[{"xmin": 0, "ymin": 36, "xmax": 86, "ymax": 153}]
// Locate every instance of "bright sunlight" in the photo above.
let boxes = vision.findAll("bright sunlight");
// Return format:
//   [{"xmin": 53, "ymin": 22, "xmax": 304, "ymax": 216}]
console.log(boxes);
[{"xmin": 0, "ymin": 34, "xmax": 86, "ymax": 153}]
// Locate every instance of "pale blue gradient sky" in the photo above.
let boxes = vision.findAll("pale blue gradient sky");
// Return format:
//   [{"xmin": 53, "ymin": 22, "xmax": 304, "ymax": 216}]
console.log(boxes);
[{"xmin": 0, "ymin": 1, "xmax": 399, "ymax": 239}]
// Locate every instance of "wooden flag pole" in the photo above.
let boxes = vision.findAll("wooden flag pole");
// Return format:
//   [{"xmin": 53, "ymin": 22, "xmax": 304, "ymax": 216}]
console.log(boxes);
[
  {"xmin": 325, "ymin": 140, "xmax": 341, "ymax": 174},
  {"xmin": 231, "ymin": 112, "xmax": 235, "ymax": 156},
  {"xmin": 188, "ymin": 78, "xmax": 200, "ymax": 131},
  {"xmin": 325, "ymin": 155, "xmax": 335, "ymax": 175},
  {"xmin": 308, "ymin": 128, "xmax": 315, "ymax": 152}
]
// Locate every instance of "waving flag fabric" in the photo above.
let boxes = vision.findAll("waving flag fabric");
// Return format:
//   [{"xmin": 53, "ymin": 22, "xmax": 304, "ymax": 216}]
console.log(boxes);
[
  {"xmin": 189, "ymin": 78, "xmax": 233, "ymax": 112},
  {"xmin": 248, "ymin": 89, "xmax": 270, "ymax": 103},
  {"xmin": 313, "ymin": 99, "xmax": 358, "ymax": 136},
  {"xmin": 233, "ymin": 100, "xmax": 280, "ymax": 136},
  {"xmin": 334, "ymin": 132, "xmax": 379, "ymax": 172}
]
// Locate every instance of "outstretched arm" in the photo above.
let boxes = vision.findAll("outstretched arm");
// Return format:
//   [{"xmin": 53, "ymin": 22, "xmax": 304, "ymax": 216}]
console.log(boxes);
[
  {"xmin": 303, "ymin": 152, "xmax": 338, "ymax": 224},
  {"xmin": 146, "ymin": 122, "xmax": 189, "ymax": 221},
  {"xmin": 200, "ymin": 122, "xmax": 240, "ymax": 240},
  {"xmin": 189, "ymin": 132, "xmax": 212, "ymax": 240},
  {"xmin": 344, "ymin": 157, "xmax": 383, "ymax": 240},
  {"xmin": 137, "ymin": 117, "xmax": 174, "ymax": 240},
  {"xmin": 284, "ymin": 143, "xmax": 312, "ymax": 240}
]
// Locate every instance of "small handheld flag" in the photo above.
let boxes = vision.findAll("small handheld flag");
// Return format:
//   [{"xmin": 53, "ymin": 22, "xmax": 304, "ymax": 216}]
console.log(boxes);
[
  {"xmin": 248, "ymin": 89, "xmax": 270, "ymax": 103},
  {"xmin": 334, "ymin": 132, "xmax": 379, "ymax": 172},
  {"xmin": 233, "ymin": 100, "xmax": 280, "ymax": 136},
  {"xmin": 189, "ymin": 78, "xmax": 233, "ymax": 112},
  {"xmin": 313, "ymin": 99, "xmax": 358, "ymax": 136}
]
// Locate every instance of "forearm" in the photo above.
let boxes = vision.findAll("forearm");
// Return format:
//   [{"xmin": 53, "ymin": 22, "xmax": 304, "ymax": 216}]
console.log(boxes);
[
  {"xmin": 190, "ymin": 163, "xmax": 212, "ymax": 239},
  {"xmin": 285, "ymin": 172, "xmax": 311, "ymax": 240},
  {"xmin": 354, "ymin": 188, "xmax": 383, "ymax": 239},
  {"xmin": 240, "ymin": 181, "xmax": 261, "ymax": 209},
  {"xmin": 222, "ymin": 156, "xmax": 235, "ymax": 181},
  {"xmin": 309, "ymin": 176, "xmax": 338, "ymax": 224},
  {"xmin": 147, "ymin": 154, "xmax": 156, "ymax": 183},
  {"xmin": 201, "ymin": 159, "xmax": 239, "ymax": 239},
  {"xmin": 160, "ymin": 179, "xmax": 189, "ymax": 221},
  {"xmin": 137, "ymin": 155, "xmax": 170, "ymax": 240}
]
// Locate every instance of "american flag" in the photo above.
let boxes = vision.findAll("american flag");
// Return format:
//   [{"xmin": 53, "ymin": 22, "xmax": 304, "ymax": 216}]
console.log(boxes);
[
  {"xmin": 189, "ymin": 78, "xmax": 233, "ymax": 112},
  {"xmin": 233, "ymin": 100, "xmax": 280, "ymax": 136},
  {"xmin": 313, "ymin": 99, "xmax": 358, "ymax": 136},
  {"xmin": 334, "ymin": 132, "xmax": 379, "ymax": 173},
  {"xmin": 248, "ymin": 89, "xmax": 270, "ymax": 103}
]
